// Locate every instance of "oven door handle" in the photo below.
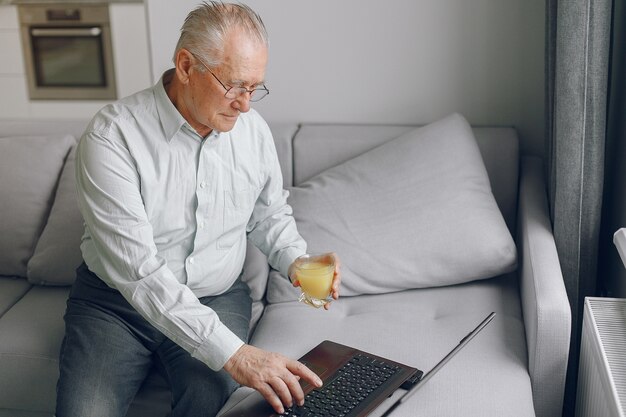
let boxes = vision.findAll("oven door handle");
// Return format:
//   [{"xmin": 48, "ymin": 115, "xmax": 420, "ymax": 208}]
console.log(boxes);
[{"xmin": 30, "ymin": 27, "xmax": 102, "ymax": 37}]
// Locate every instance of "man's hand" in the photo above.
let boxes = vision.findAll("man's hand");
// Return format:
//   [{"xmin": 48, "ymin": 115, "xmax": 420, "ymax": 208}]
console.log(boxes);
[
  {"xmin": 223, "ymin": 344, "xmax": 323, "ymax": 414},
  {"xmin": 289, "ymin": 252, "xmax": 342, "ymax": 310}
]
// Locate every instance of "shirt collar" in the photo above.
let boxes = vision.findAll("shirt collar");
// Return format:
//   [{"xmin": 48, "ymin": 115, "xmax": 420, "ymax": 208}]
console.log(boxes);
[
  {"xmin": 154, "ymin": 69, "xmax": 222, "ymax": 142},
  {"xmin": 154, "ymin": 69, "xmax": 188, "ymax": 142}
]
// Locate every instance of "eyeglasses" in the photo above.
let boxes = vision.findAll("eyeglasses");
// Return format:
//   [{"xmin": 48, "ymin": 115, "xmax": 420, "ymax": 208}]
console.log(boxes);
[{"xmin": 191, "ymin": 52, "xmax": 269, "ymax": 102}]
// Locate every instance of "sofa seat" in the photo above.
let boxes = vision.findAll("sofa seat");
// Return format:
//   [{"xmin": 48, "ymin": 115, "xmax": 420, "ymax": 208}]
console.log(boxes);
[
  {"xmin": 234, "ymin": 272, "xmax": 535, "ymax": 417},
  {"xmin": 0, "ymin": 283, "xmax": 175, "ymax": 417},
  {"xmin": 0, "ymin": 277, "xmax": 31, "ymax": 317},
  {"xmin": 0, "ymin": 286, "xmax": 68, "ymax": 413}
]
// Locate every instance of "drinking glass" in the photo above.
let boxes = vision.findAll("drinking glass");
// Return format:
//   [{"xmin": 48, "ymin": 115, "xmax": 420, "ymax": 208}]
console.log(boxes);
[{"xmin": 294, "ymin": 253, "xmax": 335, "ymax": 308}]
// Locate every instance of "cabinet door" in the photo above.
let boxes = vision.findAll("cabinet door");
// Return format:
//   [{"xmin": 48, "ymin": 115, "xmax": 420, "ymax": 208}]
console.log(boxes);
[
  {"xmin": 0, "ymin": 6, "xmax": 24, "ymax": 75},
  {"xmin": 109, "ymin": 3, "xmax": 151, "ymax": 96},
  {"xmin": 0, "ymin": 5, "xmax": 18, "ymax": 29}
]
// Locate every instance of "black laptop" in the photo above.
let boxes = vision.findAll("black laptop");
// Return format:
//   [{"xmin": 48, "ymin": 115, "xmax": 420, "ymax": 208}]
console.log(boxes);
[{"xmin": 219, "ymin": 312, "xmax": 495, "ymax": 417}]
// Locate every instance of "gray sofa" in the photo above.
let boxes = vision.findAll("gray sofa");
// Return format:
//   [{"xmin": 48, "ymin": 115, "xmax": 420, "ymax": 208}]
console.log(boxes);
[{"xmin": 0, "ymin": 116, "xmax": 571, "ymax": 417}]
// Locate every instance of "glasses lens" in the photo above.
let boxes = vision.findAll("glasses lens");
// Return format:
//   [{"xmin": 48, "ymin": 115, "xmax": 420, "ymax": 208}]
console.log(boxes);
[
  {"xmin": 224, "ymin": 87, "xmax": 269, "ymax": 102},
  {"xmin": 250, "ymin": 88, "xmax": 269, "ymax": 102},
  {"xmin": 224, "ymin": 87, "xmax": 246, "ymax": 100}
]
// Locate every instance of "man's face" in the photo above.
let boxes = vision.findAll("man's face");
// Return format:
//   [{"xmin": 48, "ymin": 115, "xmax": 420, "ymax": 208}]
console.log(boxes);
[{"xmin": 181, "ymin": 29, "xmax": 268, "ymax": 135}]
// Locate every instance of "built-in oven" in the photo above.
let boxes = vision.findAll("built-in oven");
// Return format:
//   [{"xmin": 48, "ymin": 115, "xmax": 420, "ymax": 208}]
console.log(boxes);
[{"xmin": 18, "ymin": 4, "xmax": 117, "ymax": 100}]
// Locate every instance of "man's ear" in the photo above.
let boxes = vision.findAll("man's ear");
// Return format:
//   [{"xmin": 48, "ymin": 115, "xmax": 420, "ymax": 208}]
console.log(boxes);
[{"xmin": 174, "ymin": 48, "xmax": 194, "ymax": 85}]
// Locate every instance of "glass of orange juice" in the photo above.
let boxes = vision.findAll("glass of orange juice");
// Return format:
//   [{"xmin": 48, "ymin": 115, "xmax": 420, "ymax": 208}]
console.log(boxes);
[{"xmin": 294, "ymin": 253, "xmax": 335, "ymax": 308}]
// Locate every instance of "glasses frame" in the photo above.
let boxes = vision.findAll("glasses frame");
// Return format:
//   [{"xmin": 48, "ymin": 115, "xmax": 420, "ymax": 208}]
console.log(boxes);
[{"xmin": 190, "ymin": 52, "xmax": 269, "ymax": 102}]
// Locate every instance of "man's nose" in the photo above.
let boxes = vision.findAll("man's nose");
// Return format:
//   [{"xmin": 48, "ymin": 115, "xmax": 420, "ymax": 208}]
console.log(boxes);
[{"xmin": 233, "ymin": 92, "xmax": 251, "ymax": 113}]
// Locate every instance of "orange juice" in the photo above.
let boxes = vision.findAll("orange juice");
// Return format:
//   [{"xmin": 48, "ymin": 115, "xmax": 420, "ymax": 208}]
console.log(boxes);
[{"xmin": 297, "ymin": 261, "xmax": 334, "ymax": 300}]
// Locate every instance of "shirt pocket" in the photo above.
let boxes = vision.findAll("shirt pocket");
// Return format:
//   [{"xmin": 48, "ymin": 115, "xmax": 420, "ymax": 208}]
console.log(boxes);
[{"xmin": 218, "ymin": 186, "xmax": 260, "ymax": 250}]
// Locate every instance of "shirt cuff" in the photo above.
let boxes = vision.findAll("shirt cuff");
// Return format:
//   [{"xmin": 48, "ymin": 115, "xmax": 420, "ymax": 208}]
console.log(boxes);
[
  {"xmin": 192, "ymin": 322, "xmax": 245, "ymax": 371},
  {"xmin": 278, "ymin": 246, "xmax": 306, "ymax": 281}
]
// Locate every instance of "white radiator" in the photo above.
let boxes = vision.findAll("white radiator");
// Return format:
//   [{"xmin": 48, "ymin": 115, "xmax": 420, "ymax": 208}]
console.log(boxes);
[{"xmin": 575, "ymin": 297, "xmax": 626, "ymax": 417}]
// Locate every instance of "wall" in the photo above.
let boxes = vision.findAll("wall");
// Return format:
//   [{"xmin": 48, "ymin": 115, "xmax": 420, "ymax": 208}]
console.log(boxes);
[
  {"xmin": 0, "ymin": 3, "xmax": 151, "ymax": 119},
  {"xmin": 146, "ymin": 0, "xmax": 545, "ymax": 157}
]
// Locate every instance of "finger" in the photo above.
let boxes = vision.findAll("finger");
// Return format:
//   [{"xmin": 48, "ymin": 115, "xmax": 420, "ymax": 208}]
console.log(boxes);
[
  {"xmin": 280, "ymin": 375, "xmax": 305, "ymax": 407},
  {"xmin": 331, "ymin": 274, "xmax": 341, "ymax": 299},
  {"xmin": 257, "ymin": 382, "xmax": 286, "ymax": 415},
  {"xmin": 278, "ymin": 371, "xmax": 307, "ymax": 406},
  {"xmin": 332, "ymin": 254, "xmax": 341, "ymax": 295},
  {"xmin": 268, "ymin": 375, "xmax": 295, "ymax": 410},
  {"xmin": 287, "ymin": 360, "xmax": 323, "ymax": 388}
]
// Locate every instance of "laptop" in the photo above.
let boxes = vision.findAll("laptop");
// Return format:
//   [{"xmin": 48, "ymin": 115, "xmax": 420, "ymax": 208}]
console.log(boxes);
[{"xmin": 219, "ymin": 312, "xmax": 495, "ymax": 417}]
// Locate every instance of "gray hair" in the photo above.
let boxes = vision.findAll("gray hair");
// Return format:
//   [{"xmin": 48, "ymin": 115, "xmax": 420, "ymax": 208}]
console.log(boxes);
[{"xmin": 173, "ymin": 1, "xmax": 269, "ymax": 68}]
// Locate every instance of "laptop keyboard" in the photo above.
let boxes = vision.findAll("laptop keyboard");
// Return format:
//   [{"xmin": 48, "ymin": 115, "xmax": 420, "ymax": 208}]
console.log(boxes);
[{"xmin": 279, "ymin": 353, "xmax": 402, "ymax": 417}]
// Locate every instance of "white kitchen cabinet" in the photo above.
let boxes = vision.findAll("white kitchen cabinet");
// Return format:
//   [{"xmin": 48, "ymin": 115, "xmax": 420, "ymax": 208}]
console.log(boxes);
[{"xmin": 0, "ymin": 3, "xmax": 151, "ymax": 119}]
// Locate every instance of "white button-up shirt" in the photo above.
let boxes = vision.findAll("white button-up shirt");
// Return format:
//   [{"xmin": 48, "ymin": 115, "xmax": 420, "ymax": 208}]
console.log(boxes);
[{"xmin": 75, "ymin": 70, "xmax": 306, "ymax": 370}]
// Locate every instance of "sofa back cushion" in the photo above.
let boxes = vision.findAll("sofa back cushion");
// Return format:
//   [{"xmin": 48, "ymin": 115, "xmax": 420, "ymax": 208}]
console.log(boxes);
[
  {"xmin": 27, "ymin": 146, "xmax": 84, "ymax": 285},
  {"xmin": 291, "ymin": 124, "xmax": 519, "ymax": 233},
  {"xmin": 267, "ymin": 113, "xmax": 517, "ymax": 300},
  {"xmin": 268, "ymin": 123, "xmax": 299, "ymax": 187},
  {"xmin": 0, "ymin": 135, "xmax": 76, "ymax": 277},
  {"xmin": 0, "ymin": 119, "xmax": 88, "ymax": 140}
]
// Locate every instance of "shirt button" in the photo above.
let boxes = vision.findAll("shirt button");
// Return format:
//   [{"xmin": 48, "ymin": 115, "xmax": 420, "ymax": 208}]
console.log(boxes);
[
  {"xmin": 188, "ymin": 257, "xmax": 195, "ymax": 265},
  {"xmin": 198, "ymin": 221, "xmax": 205, "ymax": 229},
  {"xmin": 200, "ymin": 181, "xmax": 207, "ymax": 189}
]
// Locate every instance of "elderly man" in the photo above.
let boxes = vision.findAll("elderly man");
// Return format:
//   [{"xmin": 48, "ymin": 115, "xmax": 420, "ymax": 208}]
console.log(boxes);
[{"xmin": 55, "ymin": 2, "xmax": 340, "ymax": 416}]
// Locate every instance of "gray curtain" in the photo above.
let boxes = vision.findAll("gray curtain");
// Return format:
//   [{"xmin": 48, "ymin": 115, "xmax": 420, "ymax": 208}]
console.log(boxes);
[
  {"xmin": 599, "ymin": 0, "xmax": 626, "ymax": 298},
  {"xmin": 545, "ymin": 0, "xmax": 612, "ymax": 416}
]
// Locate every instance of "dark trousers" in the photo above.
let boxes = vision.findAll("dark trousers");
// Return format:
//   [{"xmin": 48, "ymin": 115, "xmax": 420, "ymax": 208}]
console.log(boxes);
[{"xmin": 56, "ymin": 263, "xmax": 252, "ymax": 417}]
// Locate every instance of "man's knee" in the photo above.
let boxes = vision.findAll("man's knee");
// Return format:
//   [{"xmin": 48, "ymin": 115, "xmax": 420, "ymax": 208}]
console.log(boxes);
[
  {"xmin": 56, "ymin": 385, "xmax": 126, "ymax": 417},
  {"xmin": 56, "ymin": 311, "xmax": 152, "ymax": 417}
]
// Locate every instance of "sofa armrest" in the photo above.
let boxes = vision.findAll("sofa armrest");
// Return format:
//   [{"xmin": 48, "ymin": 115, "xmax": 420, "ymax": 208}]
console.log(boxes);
[{"xmin": 517, "ymin": 156, "xmax": 571, "ymax": 417}]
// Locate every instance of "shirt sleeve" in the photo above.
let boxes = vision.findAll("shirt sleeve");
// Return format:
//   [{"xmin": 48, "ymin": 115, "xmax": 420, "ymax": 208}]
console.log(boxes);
[
  {"xmin": 75, "ymin": 128, "xmax": 243, "ymax": 371},
  {"xmin": 246, "ymin": 123, "xmax": 307, "ymax": 278}
]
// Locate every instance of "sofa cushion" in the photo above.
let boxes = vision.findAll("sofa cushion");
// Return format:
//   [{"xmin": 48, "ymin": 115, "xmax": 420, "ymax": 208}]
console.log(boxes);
[
  {"xmin": 0, "ymin": 118, "xmax": 88, "ymax": 140},
  {"xmin": 0, "ymin": 286, "xmax": 69, "ymax": 412},
  {"xmin": 242, "ymin": 241, "xmax": 270, "ymax": 303},
  {"xmin": 291, "ymin": 125, "xmax": 519, "ymax": 234},
  {"xmin": 242, "ymin": 242, "xmax": 270, "ymax": 332},
  {"xmin": 293, "ymin": 124, "xmax": 414, "ymax": 186},
  {"xmin": 271, "ymin": 113, "xmax": 516, "ymax": 299},
  {"xmin": 472, "ymin": 129, "xmax": 519, "ymax": 233},
  {"xmin": 0, "ymin": 277, "xmax": 31, "ymax": 317},
  {"xmin": 251, "ymin": 273, "xmax": 535, "ymax": 417},
  {"xmin": 268, "ymin": 123, "xmax": 299, "ymax": 187},
  {"xmin": 27, "ymin": 146, "xmax": 84, "ymax": 286},
  {"xmin": 0, "ymin": 135, "xmax": 76, "ymax": 277}
]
